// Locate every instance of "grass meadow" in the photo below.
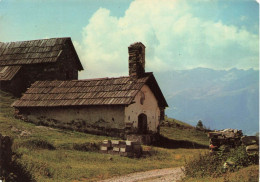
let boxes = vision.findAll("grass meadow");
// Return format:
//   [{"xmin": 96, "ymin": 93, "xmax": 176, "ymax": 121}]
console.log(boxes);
[
  {"xmin": 1, "ymin": 90, "xmax": 258, "ymax": 181},
  {"xmin": 0, "ymin": 91, "xmax": 207, "ymax": 181}
]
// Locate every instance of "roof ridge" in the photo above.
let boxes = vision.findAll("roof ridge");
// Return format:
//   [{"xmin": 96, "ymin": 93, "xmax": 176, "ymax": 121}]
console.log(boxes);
[
  {"xmin": 1, "ymin": 37, "xmax": 71, "ymax": 44},
  {"xmin": 29, "ymin": 74, "xmax": 150, "ymax": 84},
  {"xmin": 79, "ymin": 75, "xmax": 131, "ymax": 81},
  {"xmin": 45, "ymin": 74, "xmax": 152, "ymax": 82}
]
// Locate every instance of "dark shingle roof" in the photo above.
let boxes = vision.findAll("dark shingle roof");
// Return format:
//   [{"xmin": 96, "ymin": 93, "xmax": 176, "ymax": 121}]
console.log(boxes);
[
  {"xmin": 12, "ymin": 73, "xmax": 168, "ymax": 108},
  {"xmin": 0, "ymin": 37, "xmax": 83, "ymax": 70}
]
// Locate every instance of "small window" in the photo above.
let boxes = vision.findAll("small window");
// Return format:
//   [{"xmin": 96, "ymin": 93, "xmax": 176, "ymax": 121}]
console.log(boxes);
[{"xmin": 140, "ymin": 91, "xmax": 145, "ymax": 105}]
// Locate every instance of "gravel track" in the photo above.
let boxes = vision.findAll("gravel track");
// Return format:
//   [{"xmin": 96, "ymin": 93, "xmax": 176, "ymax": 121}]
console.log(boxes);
[{"xmin": 99, "ymin": 167, "xmax": 184, "ymax": 182}]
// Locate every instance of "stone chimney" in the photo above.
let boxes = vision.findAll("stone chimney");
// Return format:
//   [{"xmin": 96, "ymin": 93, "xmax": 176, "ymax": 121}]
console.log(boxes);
[{"xmin": 128, "ymin": 42, "xmax": 146, "ymax": 77}]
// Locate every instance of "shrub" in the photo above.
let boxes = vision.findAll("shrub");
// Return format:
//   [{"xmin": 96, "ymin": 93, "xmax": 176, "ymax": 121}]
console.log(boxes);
[
  {"xmin": 73, "ymin": 142, "xmax": 99, "ymax": 152},
  {"xmin": 184, "ymin": 145, "xmax": 259, "ymax": 178},
  {"xmin": 4, "ymin": 159, "xmax": 35, "ymax": 182},
  {"xmin": 184, "ymin": 152, "xmax": 224, "ymax": 178},
  {"xmin": 227, "ymin": 146, "xmax": 259, "ymax": 169},
  {"xmin": 24, "ymin": 139, "xmax": 55, "ymax": 150}
]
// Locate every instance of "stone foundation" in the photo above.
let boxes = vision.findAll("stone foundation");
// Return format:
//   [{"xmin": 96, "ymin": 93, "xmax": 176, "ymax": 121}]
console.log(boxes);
[{"xmin": 126, "ymin": 134, "xmax": 159, "ymax": 145}]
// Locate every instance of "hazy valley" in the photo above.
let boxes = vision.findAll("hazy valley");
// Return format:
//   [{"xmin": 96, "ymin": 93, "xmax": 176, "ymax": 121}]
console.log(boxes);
[{"xmin": 156, "ymin": 68, "xmax": 259, "ymax": 135}]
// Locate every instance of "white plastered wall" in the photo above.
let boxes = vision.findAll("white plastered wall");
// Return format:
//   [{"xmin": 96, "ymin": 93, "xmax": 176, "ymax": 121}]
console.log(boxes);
[
  {"xmin": 26, "ymin": 105, "xmax": 125, "ymax": 129},
  {"xmin": 124, "ymin": 84, "xmax": 160, "ymax": 132}
]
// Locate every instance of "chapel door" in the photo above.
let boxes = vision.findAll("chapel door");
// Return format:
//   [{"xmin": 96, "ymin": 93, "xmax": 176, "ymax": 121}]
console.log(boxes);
[{"xmin": 138, "ymin": 113, "xmax": 147, "ymax": 134}]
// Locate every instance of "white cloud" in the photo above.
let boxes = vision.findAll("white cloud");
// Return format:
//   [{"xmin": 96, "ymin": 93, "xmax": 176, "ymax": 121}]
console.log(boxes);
[{"xmin": 75, "ymin": 0, "xmax": 259, "ymax": 79}]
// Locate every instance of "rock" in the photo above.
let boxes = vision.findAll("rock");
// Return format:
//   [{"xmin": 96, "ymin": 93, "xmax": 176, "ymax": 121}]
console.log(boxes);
[
  {"xmin": 208, "ymin": 128, "xmax": 244, "ymax": 150},
  {"xmin": 246, "ymin": 144, "xmax": 259, "ymax": 152},
  {"xmin": 11, "ymin": 126, "xmax": 20, "ymax": 132},
  {"xmin": 223, "ymin": 161, "xmax": 235, "ymax": 171},
  {"xmin": 223, "ymin": 131, "xmax": 235, "ymax": 138},
  {"xmin": 241, "ymin": 136, "xmax": 259, "ymax": 146},
  {"xmin": 20, "ymin": 130, "xmax": 31, "ymax": 137}
]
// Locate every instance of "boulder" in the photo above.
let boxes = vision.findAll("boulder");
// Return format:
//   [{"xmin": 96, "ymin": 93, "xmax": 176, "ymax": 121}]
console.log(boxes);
[
  {"xmin": 241, "ymin": 136, "xmax": 259, "ymax": 146},
  {"xmin": 246, "ymin": 144, "xmax": 259, "ymax": 152}
]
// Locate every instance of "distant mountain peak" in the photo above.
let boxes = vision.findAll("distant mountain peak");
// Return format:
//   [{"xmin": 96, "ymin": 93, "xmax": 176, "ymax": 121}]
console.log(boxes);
[{"xmin": 156, "ymin": 68, "xmax": 259, "ymax": 135}]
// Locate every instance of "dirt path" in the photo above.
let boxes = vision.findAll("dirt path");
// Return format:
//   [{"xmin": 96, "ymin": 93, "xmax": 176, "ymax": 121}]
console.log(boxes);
[{"xmin": 99, "ymin": 167, "xmax": 184, "ymax": 182}]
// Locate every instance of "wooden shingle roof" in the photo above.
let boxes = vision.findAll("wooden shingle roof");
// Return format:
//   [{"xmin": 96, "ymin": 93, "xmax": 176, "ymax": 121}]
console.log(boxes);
[
  {"xmin": 12, "ymin": 73, "xmax": 168, "ymax": 108},
  {"xmin": 0, "ymin": 65, "xmax": 21, "ymax": 81},
  {"xmin": 0, "ymin": 37, "xmax": 83, "ymax": 70}
]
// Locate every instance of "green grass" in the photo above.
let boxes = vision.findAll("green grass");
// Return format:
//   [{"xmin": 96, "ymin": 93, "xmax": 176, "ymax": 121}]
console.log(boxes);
[
  {"xmin": 16, "ymin": 147, "xmax": 206, "ymax": 182},
  {"xmin": 165, "ymin": 116, "xmax": 194, "ymax": 128},
  {"xmin": 182, "ymin": 165, "xmax": 259, "ymax": 182},
  {"xmin": 161, "ymin": 117, "xmax": 209, "ymax": 146},
  {"xmin": 0, "ymin": 90, "xmax": 208, "ymax": 181}
]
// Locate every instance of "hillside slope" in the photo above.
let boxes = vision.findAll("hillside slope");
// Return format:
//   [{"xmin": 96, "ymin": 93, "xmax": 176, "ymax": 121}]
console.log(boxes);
[{"xmin": 0, "ymin": 90, "xmax": 208, "ymax": 181}]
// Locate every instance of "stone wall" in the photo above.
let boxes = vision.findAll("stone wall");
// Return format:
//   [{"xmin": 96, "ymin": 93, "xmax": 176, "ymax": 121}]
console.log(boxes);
[{"xmin": 17, "ymin": 105, "xmax": 126, "ymax": 137}]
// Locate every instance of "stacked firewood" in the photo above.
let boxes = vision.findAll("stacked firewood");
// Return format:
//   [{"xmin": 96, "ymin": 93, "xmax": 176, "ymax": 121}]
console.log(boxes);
[
  {"xmin": 208, "ymin": 129, "xmax": 243, "ymax": 150},
  {"xmin": 241, "ymin": 136, "xmax": 259, "ymax": 153},
  {"xmin": 208, "ymin": 129, "xmax": 259, "ymax": 154},
  {"xmin": 100, "ymin": 140, "xmax": 142, "ymax": 157}
]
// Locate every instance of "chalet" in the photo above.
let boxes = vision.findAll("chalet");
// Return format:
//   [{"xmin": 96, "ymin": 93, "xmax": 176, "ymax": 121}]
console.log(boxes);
[
  {"xmin": 12, "ymin": 42, "xmax": 168, "ymax": 142},
  {"xmin": 0, "ymin": 38, "xmax": 83, "ymax": 96}
]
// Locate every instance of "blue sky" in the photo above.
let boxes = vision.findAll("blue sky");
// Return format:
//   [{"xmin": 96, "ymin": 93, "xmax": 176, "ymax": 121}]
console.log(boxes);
[
  {"xmin": 0, "ymin": 0, "xmax": 259, "ymax": 78},
  {"xmin": 0, "ymin": 0, "xmax": 132, "ymax": 42}
]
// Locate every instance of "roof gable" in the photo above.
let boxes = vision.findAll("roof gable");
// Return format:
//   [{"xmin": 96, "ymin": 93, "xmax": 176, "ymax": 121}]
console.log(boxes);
[
  {"xmin": 0, "ymin": 37, "xmax": 83, "ymax": 70},
  {"xmin": 145, "ymin": 74, "xmax": 168, "ymax": 108}
]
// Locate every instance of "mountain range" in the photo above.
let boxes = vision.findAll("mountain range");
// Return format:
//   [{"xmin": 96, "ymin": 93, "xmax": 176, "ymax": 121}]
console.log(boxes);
[{"xmin": 155, "ymin": 68, "xmax": 259, "ymax": 135}]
